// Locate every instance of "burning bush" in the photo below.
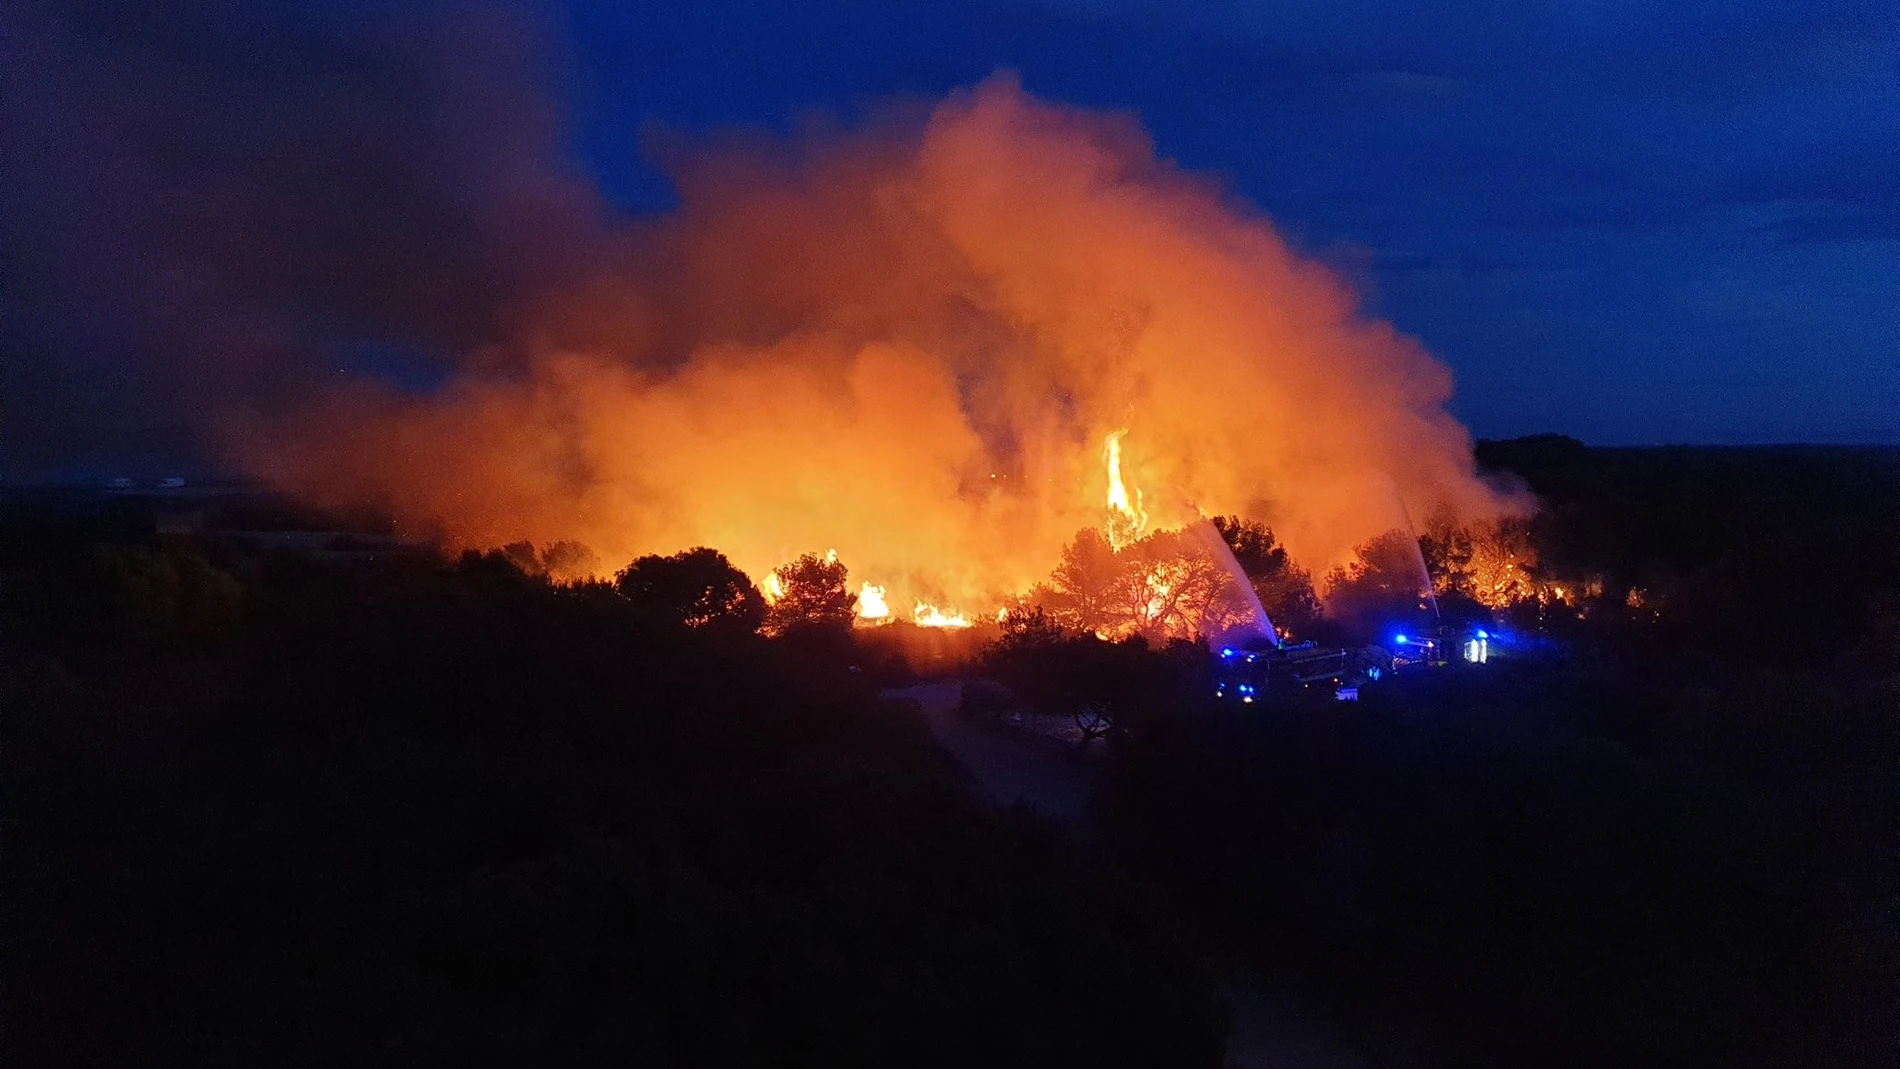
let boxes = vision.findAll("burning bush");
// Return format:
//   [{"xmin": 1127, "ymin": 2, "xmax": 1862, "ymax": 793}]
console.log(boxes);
[{"xmin": 764, "ymin": 550, "xmax": 857, "ymax": 635}]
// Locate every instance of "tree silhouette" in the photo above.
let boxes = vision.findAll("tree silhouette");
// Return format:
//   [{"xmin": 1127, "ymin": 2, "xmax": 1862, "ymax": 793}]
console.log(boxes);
[
  {"xmin": 1211, "ymin": 516, "xmax": 1322, "ymax": 636},
  {"xmin": 996, "ymin": 604, "xmax": 1065, "ymax": 650},
  {"xmin": 540, "ymin": 540, "xmax": 601, "ymax": 581},
  {"xmin": 1324, "ymin": 528, "xmax": 1433, "ymax": 635},
  {"xmin": 1036, "ymin": 527, "xmax": 1126, "ymax": 635},
  {"xmin": 764, "ymin": 551, "xmax": 856, "ymax": 634},
  {"xmin": 499, "ymin": 541, "xmax": 544, "ymax": 576},
  {"xmin": 977, "ymin": 629, "xmax": 1178, "ymax": 746},
  {"xmin": 1211, "ymin": 515, "xmax": 1291, "ymax": 577},
  {"xmin": 615, "ymin": 547, "xmax": 766, "ymax": 632},
  {"xmin": 472, "ymin": 541, "xmax": 602, "ymax": 583}
]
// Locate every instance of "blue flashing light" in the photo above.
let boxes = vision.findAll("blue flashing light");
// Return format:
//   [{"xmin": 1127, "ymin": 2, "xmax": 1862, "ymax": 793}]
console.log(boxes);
[
  {"xmin": 1475, "ymin": 629, "xmax": 1489, "ymax": 639},
  {"xmin": 1394, "ymin": 634, "xmax": 1408, "ymax": 645},
  {"xmin": 1220, "ymin": 647, "xmax": 1236, "ymax": 658}
]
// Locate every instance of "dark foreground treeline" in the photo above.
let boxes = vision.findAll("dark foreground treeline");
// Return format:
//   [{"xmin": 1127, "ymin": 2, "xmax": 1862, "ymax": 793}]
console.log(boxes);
[
  {"xmin": 5, "ymin": 441, "xmax": 1896, "ymax": 1068},
  {"xmin": 1475, "ymin": 436, "xmax": 1900, "ymax": 666},
  {"xmin": 1095, "ymin": 659, "xmax": 1894, "ymax": 1068},
  {"xmin": 2, "ymin": 546, "xmax": 1223, "ymax": 1066},
  {"xmin": 1085, "ymin": 441, "xmax": 1899, "ymax": 1067}
]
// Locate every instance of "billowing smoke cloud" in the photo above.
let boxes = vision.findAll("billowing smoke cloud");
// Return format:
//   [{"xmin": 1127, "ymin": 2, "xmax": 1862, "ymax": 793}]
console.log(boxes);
[
  {"xmin": 11, "ymin": 3, "xmax": 1519, "ymax": 611},
  {"xmin": 255, "ymin": 76, "xmax": 1518, "ymax": 609},
  {"xmin": 3, "ymin": 1, "xmax": 604, "ymax": 474}
]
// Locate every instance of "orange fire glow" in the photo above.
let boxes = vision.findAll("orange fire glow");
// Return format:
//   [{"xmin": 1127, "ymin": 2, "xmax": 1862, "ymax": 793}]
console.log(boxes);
[
  {"xmin": 250, "ymin": 76, "xmax": 1522, "ymax": 612},
  {"xmin": 1102, "ymin": 429, "xmax": 1149, "ymax": 550},
  {"xmin": 913, "ymin": 601, "xmax": 973, "ymax": 628}
]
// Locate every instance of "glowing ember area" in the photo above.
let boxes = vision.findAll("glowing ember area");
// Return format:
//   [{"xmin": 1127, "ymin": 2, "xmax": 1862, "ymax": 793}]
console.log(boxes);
[
  {"xmin": 1466, "ymin": 550, "xmax": 1536, "ymax": 609},
  {"xmin": 858, "ymin": 582, "xmax": 891, "ymax": 620},
  {"xmin": 913, "ymin": 601, "xmax": 973, "ymax": 628},
  {"xmin": 763, "ymin": 573, "xmax": 785, "ymax": 602},
  {"xmin": 254, "ymin": 77, "xmax": 1522, "ymax": 612}
]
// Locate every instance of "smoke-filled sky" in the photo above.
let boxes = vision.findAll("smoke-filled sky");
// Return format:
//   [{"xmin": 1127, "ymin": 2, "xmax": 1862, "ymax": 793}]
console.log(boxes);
[
  {"xmin": 567, "ymin": 0, "xmax": 1899, "ymax": 446},
  {"xmin": 5, "ymin": 0, "xmax": 1894, "ymax": 492}
]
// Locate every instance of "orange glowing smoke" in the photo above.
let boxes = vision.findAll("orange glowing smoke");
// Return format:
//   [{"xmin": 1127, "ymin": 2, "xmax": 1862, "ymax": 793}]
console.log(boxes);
[{"xmin": 250, "ymin": 75, "xmax": 1521, "ymax": 612}]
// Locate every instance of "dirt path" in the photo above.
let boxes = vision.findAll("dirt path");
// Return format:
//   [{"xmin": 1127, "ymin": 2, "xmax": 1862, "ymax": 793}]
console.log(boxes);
[
  {"xmin": 885, "ymin": 681, "xmax": 1096, "ymax": 823},
  {"xmin": 885, "ymin": 682, "xmax": 1378, "ymax": 1069}
]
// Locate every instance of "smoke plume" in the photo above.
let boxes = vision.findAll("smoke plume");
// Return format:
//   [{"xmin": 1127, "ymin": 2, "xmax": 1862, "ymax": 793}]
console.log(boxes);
[{"xmin": 12, "ymin": 4, "xmax": 1519, "ymax": 612}]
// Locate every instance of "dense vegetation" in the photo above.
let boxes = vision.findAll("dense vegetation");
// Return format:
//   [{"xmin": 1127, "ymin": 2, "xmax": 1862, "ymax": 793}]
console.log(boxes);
[
  {"xmin": 1091, "ymin": 442, "xmax": 1899, "ymax": 1067},
  {"xmin": 1474, "ymin": 436, "xmax": 1900, "ymax": 665},
  {"xmin": 4, "ymin": 441, "xmax": 1895, "ymax": 1066},
  {"xmin": 3, "ymin": 531, "xmax": 1222, "ymax": 1066}
]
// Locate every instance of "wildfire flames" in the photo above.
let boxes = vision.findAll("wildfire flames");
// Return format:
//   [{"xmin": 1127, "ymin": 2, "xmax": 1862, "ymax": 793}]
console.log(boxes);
[
  {"xmin": 856, "ymin": 578, "xmax": 969, "ymax": 629},
  {"xmin": 858, "ymin": 582, "xmax": 891, "ymax": 620},
  {"xmin": 912, "ymin": 602, "xmax": 973, "ymax": 629},
  {"xmin": 253, "ymin": 76, "xmax": 1520, "ymax": 616},
  {"xmin": 1102, "ymin": 430, "xmax": 1149, "ymax": 551}
]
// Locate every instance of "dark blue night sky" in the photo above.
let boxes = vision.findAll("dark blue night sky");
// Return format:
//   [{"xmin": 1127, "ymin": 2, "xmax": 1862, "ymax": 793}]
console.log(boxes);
[
  {"xmin": 548, "ymin": 0, "xmax": 1897, "ymax": 444},
  {"xmin": 6, "ymin": 0, "xmax": 1896, "ymax": 471}
]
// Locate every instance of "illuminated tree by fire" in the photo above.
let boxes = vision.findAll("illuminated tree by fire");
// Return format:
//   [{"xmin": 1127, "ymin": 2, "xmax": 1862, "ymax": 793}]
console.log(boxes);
[
  {"xmin": 1421, "ymin": 515, "xmax": 1540, "ymax": 609},
  {"xmin": 1035, "ymin": 527, "xmax": 1125, "ymax": 635},
  {"xmin": 1033, "ymin": 526, "xmax": 1252, "ymax": 642},
  {"xmin": 1461, "ymin": 519, "xmax": 1540, "ymax": 608},
  {"xmin": 1113, "ymin": 530, "xmax": 1247, "ymax": 642},
  {"xmin": 1027, "ymin": 434, "xmax": 1307, "ymax": 641},
  {"xmin": 764, "ymin": 551, "xmax": 857, "ymax": 634}
]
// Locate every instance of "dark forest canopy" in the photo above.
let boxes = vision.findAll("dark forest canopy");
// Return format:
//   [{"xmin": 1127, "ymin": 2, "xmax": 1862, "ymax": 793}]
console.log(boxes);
[
  {"xmin": 3, "ymin": 441, "xmax": 1896, "ymax": 1067},
  {"xmin": 1474, "ymin": 438, "xmax": 1900, "ymax": 661},
  {"xmin": 3, "ymin": 553, "xmax": 1225, "ymax": 1066}
]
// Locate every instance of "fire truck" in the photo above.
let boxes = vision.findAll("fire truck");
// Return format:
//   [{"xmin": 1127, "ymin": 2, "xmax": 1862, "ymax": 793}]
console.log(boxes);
[
  {"xmin": 1389, "ymin": 626, "xmax": 1491, "ymax": 668},
  {"xmin": 1213, "ymin": 640, "xmax": 1388, "ymax": 703},
  {"xmin": 1213, "ymin": 623, "xmax": 1491, "ymax": 704}
]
